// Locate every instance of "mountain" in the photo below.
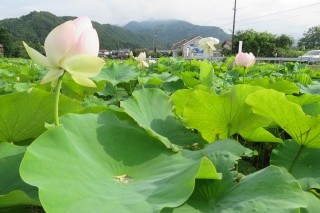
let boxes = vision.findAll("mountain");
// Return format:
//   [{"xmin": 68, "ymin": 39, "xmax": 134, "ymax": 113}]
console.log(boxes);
[
  {"xmin": 0, "ymin": 11, "xmax": 230, "ymax": 57},
  {"xmin": 0, "ymin": 11, "xmax": 147, "ymax": 55},
  {"xmin": 124, "ymin": 20, "xmax": 230, "ymax": 49}
]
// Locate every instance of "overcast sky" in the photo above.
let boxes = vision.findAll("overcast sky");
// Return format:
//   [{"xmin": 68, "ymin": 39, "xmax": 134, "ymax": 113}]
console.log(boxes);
[{"xmin": 1, "ymin": 0, "xmax": 319, "ymax": 40}]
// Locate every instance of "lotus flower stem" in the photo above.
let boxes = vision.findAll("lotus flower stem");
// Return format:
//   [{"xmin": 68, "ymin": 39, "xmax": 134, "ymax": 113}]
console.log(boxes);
[
  {"xmin": 243, "ymin": 67, "xmax": 246, "ymax": 83},
  {"xmin": 54, "ymin": 72, "xmax": 65, "ymax": 126}
]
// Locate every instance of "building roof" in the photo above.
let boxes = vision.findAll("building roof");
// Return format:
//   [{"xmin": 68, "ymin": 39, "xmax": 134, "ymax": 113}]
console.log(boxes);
[
  {"xmin": 222, "ymin": 40, "xmax": 232, "ymax": 46},
  {"xmin": 172, "ymin": 36, "xmax": 203, "ymax": 50},
  {"xmin": 181, "ymin": 35, "xmax": 202, "ymax": 46},
  {"xmin": 172, "ymin": 39, "xmax": 187, "ymax": 49}
]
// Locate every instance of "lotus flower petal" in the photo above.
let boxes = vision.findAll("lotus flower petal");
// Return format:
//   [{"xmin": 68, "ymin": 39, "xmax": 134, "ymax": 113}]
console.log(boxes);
[
  {"xmin": 71, "ymin": 75, "xmax": 96, "ymax": 87},
  {"xmin": 198, "ymin": 37, "xmax": 219, "ymax": 55},
  {"xmin": 235, "ymin": 52, "xmax": 256, "ymax": 68},
  {"xmin": 135, "ymin": 52, "xmax": 149, "ymax": 68},
  {"xmin": 73, "ymin": 16, "xmax": 93, "ymax": 40},
  {"xmin": 66, "ymin": 28, "xmax": 99, "ymax": 57},
  {"xmin": 206, "ymin": 41, "xmax": 217, "ymax": 51},
  {"xmin": 41, "ymin": 69, "xmax": 64, "ymax": 84},
  {"xmin": 23, "ymin": 42, "xmax": 54, "ymax": 68},
  {"xmin": 24, "ymin": 16, "xmax": 103, "ymax": 87},
  {"xmin": 62, "ymin": 54, "xmax": 105, "ymax": 78},
  {"xmin": 44, "ymin": 21, "xmax": 76, "ymax": 67},
  {"xmin": 142, "ymin": 61, "xmax": 149, "ymax": 67}
]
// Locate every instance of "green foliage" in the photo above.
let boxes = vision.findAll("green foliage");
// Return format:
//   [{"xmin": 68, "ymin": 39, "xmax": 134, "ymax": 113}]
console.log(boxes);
[
  {"xmin": 0, "ymin": 27, "xmax": 13, "ymax": 57},
  {"xmin": 0, "ymin": 143, "xmax": 39, "ymax": 208},
  {"xmin": 176, "ymin": 85, "xmax": 270, "ymax": 142},
  {"xmin": 121, "ymin": 88, "xmax": 206, "ymax": 149},
  {"xmin": 0, "ymin": 88, "xmax": 81, "ymax": 143},
  {"xmin": 165, "ymin": 166, "xmax": 306, "ymax": 213},
  {"xmin": 275, "ymin": 34, "xmax": 295, "ymax": 49},
  {"xmin": 271, "ymin": 140, "xmax": 320, "ymax": 190},
  {"xmin": 20, "ymin": 112, "xmax": 210, "ymax": 212},
  {"xmin": 247, "ymin": 89, "xmax": 320, "ymax": 148},
  {"xmin": 298, "ymin": 25, "xmax": 320, "ymax": 50},
  {"xmin": 233, "ymin": 30, "xmax": 296, "ymax": 57},
  {"xmin": 0, "ymin": 57, "xmax": 319, "ymax": 212}
]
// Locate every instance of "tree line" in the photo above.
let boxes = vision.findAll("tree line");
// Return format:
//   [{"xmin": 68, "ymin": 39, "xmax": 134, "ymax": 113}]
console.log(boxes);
[{"xmin": 229, "ymin": 26, "xmax": 320, "ymax": 57}]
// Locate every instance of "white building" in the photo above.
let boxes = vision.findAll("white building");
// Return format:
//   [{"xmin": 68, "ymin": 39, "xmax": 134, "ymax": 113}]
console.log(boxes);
[{"xmin": 172, "ymin": 36, "xmax": 220, "ymax": 59}]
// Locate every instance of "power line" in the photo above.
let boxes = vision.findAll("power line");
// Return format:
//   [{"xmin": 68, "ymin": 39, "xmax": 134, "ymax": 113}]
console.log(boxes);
[
  {"xmin": 237, "ymin": 2, "xmax": 262, "ymax": 10},
  {"xmin": 237, "ymin": 2, "xmax": 320, "ymax": 22},
  {"xmin": 236, "ymin": 10, "xmax": 320, "ymax": 27}
]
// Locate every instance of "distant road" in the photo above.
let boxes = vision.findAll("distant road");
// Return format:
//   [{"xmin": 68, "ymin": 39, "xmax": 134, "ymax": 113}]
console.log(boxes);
[{"xmin": 149, "ymin": 57, "xmax": 320, "ymax": 63}]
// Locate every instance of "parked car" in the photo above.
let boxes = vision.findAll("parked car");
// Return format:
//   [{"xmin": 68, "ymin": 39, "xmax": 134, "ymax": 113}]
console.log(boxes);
[{"xmin": 298, "ymin": 50, "xmax": 320, "ymax": 62}]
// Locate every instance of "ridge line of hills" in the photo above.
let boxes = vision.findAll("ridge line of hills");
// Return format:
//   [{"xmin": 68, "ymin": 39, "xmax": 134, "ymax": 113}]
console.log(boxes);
[{"xmin": 0, "ymin": 11, "xmax": 230, "ymax": 53}]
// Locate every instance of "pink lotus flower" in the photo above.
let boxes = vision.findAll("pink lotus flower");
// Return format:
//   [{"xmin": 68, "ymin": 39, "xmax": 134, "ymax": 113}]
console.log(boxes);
[
  {"xmin": 235, "ymin": 52, "xmax": 256, "ymax": 68},
  {"xmin": 23, "ymin": 17, "xmax": 105, "ymax": 87}
]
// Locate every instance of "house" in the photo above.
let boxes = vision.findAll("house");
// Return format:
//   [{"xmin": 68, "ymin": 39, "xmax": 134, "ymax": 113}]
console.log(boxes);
[
  {"xmin": 0, "ymin": 44, "xmax": 3, "ymax": 55},
  {"xmin": 172, "ymin": 36, "xmax": 220, "ymax": 59},
  {"xmin": 222, "ymin": 40, "xmax": 232, "ymax": 50},
  {"xmin": 98, "ymin": 49, "xmax": 110, "ymax": 57},
  {"xmin": 172, "ymin": 39, "xmax": 187, "ymax": 57},
  {"xmin": 118, "ymin": 48, "xmax": 131, "ymax": 59}
]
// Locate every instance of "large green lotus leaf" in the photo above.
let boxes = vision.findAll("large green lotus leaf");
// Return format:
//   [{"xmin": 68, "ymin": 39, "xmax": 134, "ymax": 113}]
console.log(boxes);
[
  {"xmin": 0, "ymin": 88, "xmax": 81, "ymax": 143},
  {"xmin": 171, "ymin": 89, "xmax": 194, "ymax": 118},
  {"xmin": 301, "ymin": 191, "xmax": 320, "ymax": 213},
  {"xmin": 183, "ymin": 84, "xmax": 270, "ymax": 142},
  {"xmin": 120, "ymin": 88, "xmax": 206, "ymax": 150},
  {"xmin": 171, "ymin": 88, "xmax": 214, "ymax": 118},
  {"xmin": 0, "ymin": 143, "xmax": 39, "ymax": 207},
  {"xmin": 138, "ymin": 72, "xmax": 179, "ymax": 85},
  {"xmin": 199, "ymin": 139, "xmax": 252, "ymax": 199},
  {"xmin": 161, "ymin": 79, "xmax": 186, "ymax": 94},
  {"xmin": 287, "ymin": 93, "xmax": 320, "ymax": 117},
  {"xmin": 271, "ymin": 140, "xmax": 320, "ymax": 190},
  {"xmin": 93, "ymin": 62, "xmax": 140, "ymax": 86},
  {"xmin": 239, "ymin": 127, "xmax": 283, "ymax": 143},
  {"xmin": 271, "ymin": 80, "xmax": 300, "ymax": 95},
  {"xmin": 20, "ymin": 112, "xmax": 208, "ymax": 213},
  {"xmin": 246, "ymin": 89, "xmax": 320, "ymax": 148},
  {"xmin": 62, "ymin": 74, "xmax": 106, "ymax": 100},
  {"xmin": 164, "ymin": 139, "xmax": 252, "ymax": 213},
  {"xmin": 302, "ymin": 103, "xmax": 320, "ymax": 117},
  {"xmin": 199, "ymin": 60, "xmax": 214, "ymax": 88},
  {"xmin": 178, "ymin": 71, "xmax": 200, "ymax": 88},
  {"xmin": 299, "ymin": 84, "xmax": 320, "ymax": 94},
  {"xmin": 163, "ymin": 166, "xmax": 306, "ymax": 213},
  {"xmin": 248, "ymin": 79, "xmax": 299, "ymax": 95},
  {"xmin": 287, "ymin": 93, "xmax": 320, "ymax": 106}
]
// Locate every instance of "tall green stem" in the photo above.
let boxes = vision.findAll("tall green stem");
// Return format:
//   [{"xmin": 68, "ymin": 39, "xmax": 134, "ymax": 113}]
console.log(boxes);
[
  {"xmin": 54, "ymin": 73, "xmax": 64, "ymax": 126},
  {"xmin": 243, "ymin": 67, "xmax": 246, "ymax": 83}
]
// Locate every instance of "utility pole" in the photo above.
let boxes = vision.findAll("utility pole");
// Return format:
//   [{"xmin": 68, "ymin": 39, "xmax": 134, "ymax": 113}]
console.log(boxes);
[
  {"xmin": 153, "ymin": 28, "xmax": 158, "ymax": 53},
  {"xmin": 231, "ymin": 0, "xmax": 237, "ymax": 54}
]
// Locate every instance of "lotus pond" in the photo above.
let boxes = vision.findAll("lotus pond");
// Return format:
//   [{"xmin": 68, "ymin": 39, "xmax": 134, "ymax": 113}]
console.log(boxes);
[{"xmin": 0, "ymin": 56, "xmax": 320, "ymax": 212}]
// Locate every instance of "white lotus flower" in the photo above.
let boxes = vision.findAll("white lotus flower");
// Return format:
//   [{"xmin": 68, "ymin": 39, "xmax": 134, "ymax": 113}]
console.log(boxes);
[
  {"xmin": 198, "ymin": 37, "xmax": 220, "ymax": 55},
  {"xmin": 23, "ymin": 16, "xmax": 105, "ymax": 87},
  {"xmin": 135, "ymin": 52, "xmax": 149, "ymax": 68}
]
